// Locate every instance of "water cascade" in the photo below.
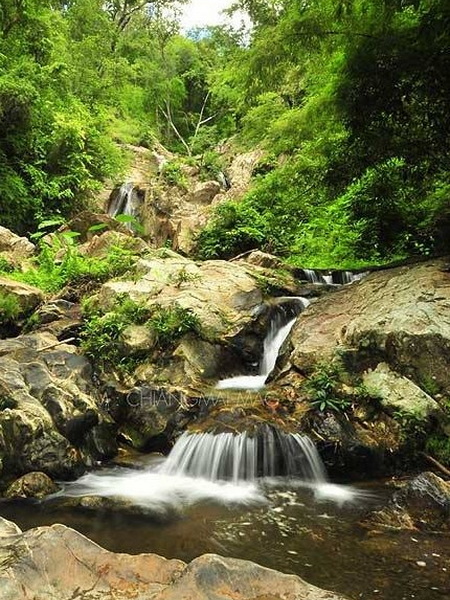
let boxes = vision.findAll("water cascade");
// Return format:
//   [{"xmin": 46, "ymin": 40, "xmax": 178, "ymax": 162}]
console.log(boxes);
[
  {"xmin": 161, "ymin": 428, "xmax": 327, "ymax": 483},
  {"xmin": 216, "ymin": 298, "xmax": 309, "ymax": 391},
  {"xmin": 107, "ymin": 182, "xmax": 143, "ymax": 228},
  {"xmin": 301, "ymin": 268, "xmax": 368, "ymax": 285}
]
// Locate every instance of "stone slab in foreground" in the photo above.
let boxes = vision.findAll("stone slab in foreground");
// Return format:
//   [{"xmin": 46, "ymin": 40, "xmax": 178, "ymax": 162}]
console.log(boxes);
[{"xmin": 0, "ymin": 517, "xmax": 349, "ymax": 600}]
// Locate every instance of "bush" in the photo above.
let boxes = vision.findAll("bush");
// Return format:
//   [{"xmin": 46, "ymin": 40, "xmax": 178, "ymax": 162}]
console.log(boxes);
[
  {"xmin": 7, "ymin": 233, "xmax": 137, "ymax": 294},
  {"xmin": 81, "ymin": 296, "xmax": 202, "ymax": 373},
  {"xmin": 0, "ymin": 293, "xmax": 22, "ymax": 325},
  {"xmin": 195, "ymin": 201, "xmax": 268, "ymax": 260}
]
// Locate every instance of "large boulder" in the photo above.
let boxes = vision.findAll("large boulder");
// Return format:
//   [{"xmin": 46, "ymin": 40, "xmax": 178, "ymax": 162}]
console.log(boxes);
[
  {"xmin": 0, "ymin": 517, "xmax": 350, "ymax": 600},
  {"xmin": 190, "ymin": 180, "xmax": 221, "ymax": 204},
  {"xmin": 5, "ymin": 471, "xmax": 58, "ymax": 499},
  {"xmin": 94, "ymin": 250, "xmax": 305, "ymax": 392},
  {"xmin": 0, "ymin": 332, "xmax": 117, "ymax": 483},
  {"xmin": 284, "ymin": 259, "xmax": 450, "ymax": 393}
]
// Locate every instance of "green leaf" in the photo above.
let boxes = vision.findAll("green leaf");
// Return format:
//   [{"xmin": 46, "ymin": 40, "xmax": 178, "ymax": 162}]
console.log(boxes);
[
  {"xmin": 88, "ymin": 223, "xmax": 109, "ymax": 233},
  {"xmin": 37, "ymin": 218, "xmax": 66, "ymax": 230}
]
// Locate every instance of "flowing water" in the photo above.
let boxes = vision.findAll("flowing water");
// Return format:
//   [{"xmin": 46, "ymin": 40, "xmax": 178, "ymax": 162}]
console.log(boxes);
[
  {"xmin": 217, "ymin": 299, "xmax": 309, "ymax": 391},
  {"xmin": 1, "ymin": 278, "xmax": 447, "ymax": 598},
  {"xmin": 107, "ymin": 182, "xmax": 141, "ymax": 228},
  {"xmin": 2, "ymin": 460, "xmax": 449, "ymax": 600},
  {"xmin": 301, "ymin": 269, "xmax": 368, "ymax": 285}
]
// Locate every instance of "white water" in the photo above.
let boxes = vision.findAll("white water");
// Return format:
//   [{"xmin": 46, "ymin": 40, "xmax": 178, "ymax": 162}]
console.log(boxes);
[
  {"xmin": 107, "ymin": 182, "xmax": 141, "ymax": 229},
  {"xmin": 303, "ymin": 268, "xmax": 368, "ymax": 285},
  {"xmin": 60, "ymin": 429, "xmax": 365, "ymax": 510},
  {"xmin": 342, "ymin": 270, "xmax": 368, "ymax": 284},
  {"xmin": 161, "ymin": 430, "xmax": 327, "ymax": 483},
  {"xmin": 216, "ymin": 299, "xmax": 309, "ymax": 391}
]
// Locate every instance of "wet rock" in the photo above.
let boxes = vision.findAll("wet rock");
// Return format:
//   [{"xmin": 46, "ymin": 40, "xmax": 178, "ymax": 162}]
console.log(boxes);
[
  {"xmin": 284, "ymin": 259, "xmax": 450, "ymax": 395},
  {"xmin": 0, "ymin": 517, "xmax": 350, "ymax": 600},
  {"xmin": 0, "ymin": 332, "xmax": 117, "ymax": 482},
  {"xmin": 363, "ymin": 472, "xmax": 450, "ymax": 531},
  {"xmin": 31, "ymin": 299, "xmax": 83, "ymax": 341},
  {"xmin": 5, "ymin": 472, "xmax": 58, "ymax": 499}
]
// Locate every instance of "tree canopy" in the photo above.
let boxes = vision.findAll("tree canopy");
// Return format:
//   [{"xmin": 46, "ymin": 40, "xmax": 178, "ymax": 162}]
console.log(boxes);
[{"xmin": 1, "ymin": 0, "xmax": 449, "ymax": 268}]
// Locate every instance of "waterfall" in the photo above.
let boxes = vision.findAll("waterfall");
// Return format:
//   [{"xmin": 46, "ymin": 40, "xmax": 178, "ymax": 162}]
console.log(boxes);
[
  {"xmin": 302, "ymin": 268, "xmax": 368, "ymax": 285},
  {"xmin": 341, "ymin": 270, "xmax": 368, "ymax": 284},
  {"xmin": 216, "ymin": 298, "xmax": 309, "ymax": 391},
  {"xmin": 160, "ymin": 428, "xmax": 327, "ymax": 483},
  {"xmin": 107, "ymin": 182, "xmax": 141, "ymax": 229}
]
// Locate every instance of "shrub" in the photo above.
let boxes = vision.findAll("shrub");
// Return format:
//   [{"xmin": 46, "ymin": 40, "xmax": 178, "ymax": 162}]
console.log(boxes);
[
  {"xmin": 306, "ymin": 362, "xmax": 351, "ymax": 413},
  {"xmin": 0, "ymin": 293, "xmax": 22, "ymax": 325},
  {"xmin": 81, "ymin": 296, "xmax": 201, "ymax": 373}
]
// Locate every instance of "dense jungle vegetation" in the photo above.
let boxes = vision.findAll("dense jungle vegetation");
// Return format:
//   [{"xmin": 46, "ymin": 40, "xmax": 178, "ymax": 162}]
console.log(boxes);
[{"xmin": 1, "ymin": 0, "xmax": 449, "ymax": 269}]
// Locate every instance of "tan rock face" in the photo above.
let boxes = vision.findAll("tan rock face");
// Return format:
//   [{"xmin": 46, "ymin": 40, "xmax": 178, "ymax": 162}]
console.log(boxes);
[
  {"xmin": 98, "ymin": 253, "xmax": 264, "ymax": 339},
  {"xmin": 287, "ymin": 259, "xmax": 450, "ymax": 393},
  {"xmin": 0, "ymin": 226, "xmax": 35, "ymax": 266},
  {"xmin": 0, "ymin": 277, "xmax": 44, "ymax": 316},
  {"xmin": 190, "ymin": 180, "xmax": 221, "ymax": 204},
  {"xmin": 0, "ymin": 517, "xmax": 350, "ymax": 600}
]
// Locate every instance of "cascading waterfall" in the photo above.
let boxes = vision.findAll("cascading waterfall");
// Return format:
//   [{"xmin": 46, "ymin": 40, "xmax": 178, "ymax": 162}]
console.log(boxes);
[
  {"xmin": 302, "ymin": 268, "xmax": 368, "ymax": 285},
  {"xmin": 107, "ymin": 182, "xmax": 142, "ymax": 229},
  {"xmin": 216, "ymin": 298, "xmax": 309, "ymax": 391},
  {"xmin": 160, "ymin": 429, "xmax": 327, "ymax": 483}
]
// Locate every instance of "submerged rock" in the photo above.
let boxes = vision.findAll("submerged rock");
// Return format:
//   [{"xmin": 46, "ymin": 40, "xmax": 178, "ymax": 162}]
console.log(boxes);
[
  {"xmin": 0, "ymin": 517, "xmax": 350, "ymax": 600},
  {"xmin": 363, "ymin": 471, "xmax": 450, "ymax": 531}
]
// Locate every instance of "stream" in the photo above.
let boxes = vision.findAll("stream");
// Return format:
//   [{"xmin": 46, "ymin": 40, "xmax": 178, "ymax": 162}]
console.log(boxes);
[{"xmin": 1, "ymin": 450, "xmax": 449, "ymax": 600}]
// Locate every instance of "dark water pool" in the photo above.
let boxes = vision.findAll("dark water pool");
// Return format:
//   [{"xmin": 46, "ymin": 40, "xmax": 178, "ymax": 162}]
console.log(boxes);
[{"xmin": 1, "ymin": 470, "xmax": 449, "ymax": 600}]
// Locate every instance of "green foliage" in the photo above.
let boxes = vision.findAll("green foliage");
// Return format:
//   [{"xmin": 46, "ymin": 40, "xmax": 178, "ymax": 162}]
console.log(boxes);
[
  {"xmin": 198, "ymin": 0, "xmax": 450, "ymax": 268},
  {"xmin": 0, "ymin": 257, "xmax": 14, "ymax": 273},
  {"xmin": 162, "ymin": 161, "xmax": 188, "ymax": 188},
  {"xmin": 306, "ymin": 362, "xmax": 351, "ymax": 413},
  {"xmin": 0, "ymin": 293, "xmax": 22, "ymax": 325},
  {"xmin": 195, "ymin": 201, "xmax": 268, "ymax": 260},
  {"xmin": 148, "ymin": 304, "xmax": 201, "ymax": 349},
  {"xmin": 6, "ymin": 231, "xmax": 136, "ymax": 293},
  {"xmin": 81, "ymin": 295, "xmax": 201, "ymax": 373},
  {"xmin": 426, "ymin": 434, "xmax": 450, "ymax": 466}
]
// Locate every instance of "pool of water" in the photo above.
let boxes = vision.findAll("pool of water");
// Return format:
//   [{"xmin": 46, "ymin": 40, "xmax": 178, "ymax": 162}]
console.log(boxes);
[{"xmin": 0, "ymin": 463, "xmax": 449, "ymax": 600}]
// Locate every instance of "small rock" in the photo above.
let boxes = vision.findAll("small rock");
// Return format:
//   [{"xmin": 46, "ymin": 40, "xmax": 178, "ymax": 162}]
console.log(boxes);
[{"xmin": 5, "ymin": 472, "xmax": 58, "ymax": 499}]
